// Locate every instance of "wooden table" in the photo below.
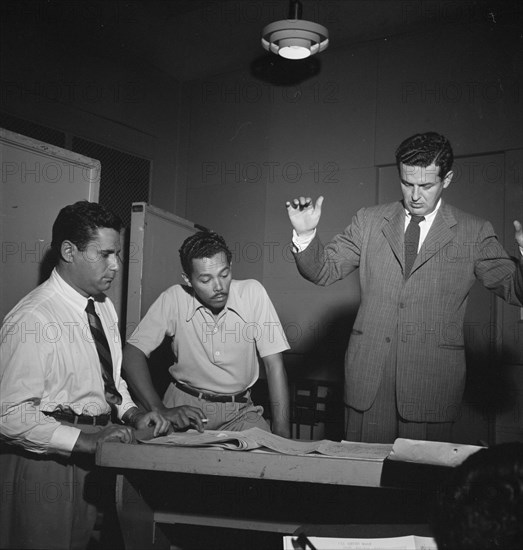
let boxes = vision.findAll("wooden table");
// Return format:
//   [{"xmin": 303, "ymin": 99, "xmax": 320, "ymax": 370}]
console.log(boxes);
[{"xmin": 96, "ymin": 442, "xmax": 444, "ymax": 549}]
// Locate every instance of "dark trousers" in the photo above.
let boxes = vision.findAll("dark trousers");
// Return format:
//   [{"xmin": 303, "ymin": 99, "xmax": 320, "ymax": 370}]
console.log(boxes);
[{"xmin": 345, "ymin": 337, "xmax": 453, "ymax": 444}]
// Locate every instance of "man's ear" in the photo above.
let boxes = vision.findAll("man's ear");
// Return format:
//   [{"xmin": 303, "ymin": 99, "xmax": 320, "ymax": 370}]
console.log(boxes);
[
  {"xmin": 182, "ymin": 272, "xmax": 192, "ymax": 287},
  {"xmin": 60, "ymin": 240, "xmax": 76, "ymax": 263},
  {"xmin": 442, "ymin": 170, "xmax": 453, "ymax": 189}
]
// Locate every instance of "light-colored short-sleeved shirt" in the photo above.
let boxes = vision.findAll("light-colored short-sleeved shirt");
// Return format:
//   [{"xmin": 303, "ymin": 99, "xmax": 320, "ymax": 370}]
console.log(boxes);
[
  {"xmin": 128, "ymin": 279, "xmax": 290, "ymax": 394},
  {"xmin": 0, "ymin": 269, "xmax": 136, "ymax": 456}
]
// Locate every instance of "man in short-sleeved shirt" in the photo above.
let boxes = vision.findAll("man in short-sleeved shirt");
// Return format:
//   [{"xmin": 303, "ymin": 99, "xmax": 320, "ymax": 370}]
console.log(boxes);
[{"xmin": 123, "ymin": 231, "xmax": 291, "ymax": 437}]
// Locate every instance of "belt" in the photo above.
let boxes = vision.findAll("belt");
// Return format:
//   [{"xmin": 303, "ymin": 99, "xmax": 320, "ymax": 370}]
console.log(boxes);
[
  {"xmin": 174, "ymin": 381, "xmax": 249, "ymax": 403},
  {"xmin": 42, "ymin": 409, "xmax": 111, "ymax": 426}
]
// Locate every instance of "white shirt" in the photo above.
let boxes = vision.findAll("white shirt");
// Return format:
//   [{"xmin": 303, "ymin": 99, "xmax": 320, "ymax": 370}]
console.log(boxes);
[
  {"xmin": 404, "ymin": 201, "xmax": 440, "ymax": 252},
  {"xmin": 0, "ymin": 269, "xmax": 136, "ymax": 456}
]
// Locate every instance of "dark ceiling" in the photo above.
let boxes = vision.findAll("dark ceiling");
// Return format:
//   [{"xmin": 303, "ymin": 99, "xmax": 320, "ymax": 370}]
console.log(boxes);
[{"xmin": 1, "ymin": 0, "xmax": 520, "ymax": 82}]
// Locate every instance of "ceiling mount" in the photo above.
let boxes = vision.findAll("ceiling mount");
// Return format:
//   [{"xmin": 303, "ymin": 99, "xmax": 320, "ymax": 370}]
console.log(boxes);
[{"xmin": 261, "ymin": 0, "xmax": 329, "ymax": 60}]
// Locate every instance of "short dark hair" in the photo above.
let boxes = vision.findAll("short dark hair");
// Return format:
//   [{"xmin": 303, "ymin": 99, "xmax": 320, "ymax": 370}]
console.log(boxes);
[
  {"xmin": 51, "ymin": 201, "xmax": 123, "ymax": 256},
  {"xmin": 179, "ymin": 231, "xmax": 232, "ymax": 276},
  {"xmin": 431, "ymin": 442, "xmax": 523, "ymax": 550},
  {"xmin": 395, "ymin": 132, "xmax": 454, "ymax": 178}
]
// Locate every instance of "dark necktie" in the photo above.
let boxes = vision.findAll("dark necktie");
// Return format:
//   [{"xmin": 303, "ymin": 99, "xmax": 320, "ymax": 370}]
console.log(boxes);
[
  {"xmin": 404, "ymin": 214, "xmax": 425, "ymax": 278},
  {"xmin": 85, "ymin": 298, "xmax": 122, "ymax": 405}
]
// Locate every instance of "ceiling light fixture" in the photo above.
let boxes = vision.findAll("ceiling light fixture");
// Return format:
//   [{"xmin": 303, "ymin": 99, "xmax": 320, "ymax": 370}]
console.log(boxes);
[{"xmin": 261, "ymin": 0, "xmax": 329, "ymax": 60}]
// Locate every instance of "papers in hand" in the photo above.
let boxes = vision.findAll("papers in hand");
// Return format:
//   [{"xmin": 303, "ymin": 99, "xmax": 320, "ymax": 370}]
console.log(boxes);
[{"xmin": 141, "ymin": 427, "xmax": 393, "ymax": 460}]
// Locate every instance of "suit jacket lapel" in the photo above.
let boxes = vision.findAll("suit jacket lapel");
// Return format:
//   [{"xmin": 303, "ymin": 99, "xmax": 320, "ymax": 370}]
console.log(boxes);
[
  {"xmin": 411, "ymin": 201, "xmax": 457, "ymax": 274},
  {"xmin": 382, "ymin": 202, "xmax": 406, "ymax": 268}
]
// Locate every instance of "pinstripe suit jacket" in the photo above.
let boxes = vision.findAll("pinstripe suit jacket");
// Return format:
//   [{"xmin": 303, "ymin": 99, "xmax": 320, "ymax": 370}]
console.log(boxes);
[{"xmin": 294, "ymin": 200, "xmax": 523, "ymax": 422}]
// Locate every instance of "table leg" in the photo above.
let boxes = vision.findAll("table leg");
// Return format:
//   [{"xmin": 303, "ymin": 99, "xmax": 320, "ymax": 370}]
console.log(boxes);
[{"xmin": 115, "ymin": 474, "xmax": 170, "ymax": 550}]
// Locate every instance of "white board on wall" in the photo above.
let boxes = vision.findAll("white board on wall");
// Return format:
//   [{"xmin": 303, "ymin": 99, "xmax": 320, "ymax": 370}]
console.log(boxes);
[
  {"xmin": 125, "ymin": 202, "xmax": 202, "ymax": 339},
  {"xmin": 0, "ymin": 128, "xmax": 100, "ymax": 321}
]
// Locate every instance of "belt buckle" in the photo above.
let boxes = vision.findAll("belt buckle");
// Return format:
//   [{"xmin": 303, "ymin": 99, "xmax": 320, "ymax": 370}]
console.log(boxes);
[{"xmin": 233, "ymin": 390, "xmax": 247, "ymax": 403}]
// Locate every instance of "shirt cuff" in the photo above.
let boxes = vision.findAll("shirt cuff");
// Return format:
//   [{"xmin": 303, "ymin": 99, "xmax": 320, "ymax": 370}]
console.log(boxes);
[
  {"xmin": 47, "ymin": 424, "xmax": 82, "ymax": 456},
  {"xmin": 292, "ymin": 229, "xmax": 316, "ymax": 252}
]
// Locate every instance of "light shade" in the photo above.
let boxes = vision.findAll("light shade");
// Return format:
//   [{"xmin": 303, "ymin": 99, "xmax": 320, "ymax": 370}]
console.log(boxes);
[{"xmin": 261, "ymin": 19, "xmax": 329, "ymax": 59}]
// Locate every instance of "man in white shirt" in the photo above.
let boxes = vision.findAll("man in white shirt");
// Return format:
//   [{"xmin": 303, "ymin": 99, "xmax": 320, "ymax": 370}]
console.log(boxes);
[
  {"xmin": 0, "ymin": 201, "xmax": 177, "ymax": 549},
  {"xmin": 286, "ymin": 132, "xmax": 523, "ymax": 444}
]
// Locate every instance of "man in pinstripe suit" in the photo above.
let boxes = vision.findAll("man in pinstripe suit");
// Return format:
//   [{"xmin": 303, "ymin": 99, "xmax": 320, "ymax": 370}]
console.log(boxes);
[{"xmin": 286, "ymin": 132, "xmax": 523, "ymax": 443}]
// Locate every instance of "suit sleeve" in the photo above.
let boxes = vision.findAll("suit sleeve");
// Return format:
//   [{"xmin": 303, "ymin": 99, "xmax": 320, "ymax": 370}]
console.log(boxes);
[
  {"xmin": 293, "ymin": 208, "xmax": 366, "ymax": 286},
  {"xmin": 474, "ymin": 220, "xmax": 523, "ymax": 305}
]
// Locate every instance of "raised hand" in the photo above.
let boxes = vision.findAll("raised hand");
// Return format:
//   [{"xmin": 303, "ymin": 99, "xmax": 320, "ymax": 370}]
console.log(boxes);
[{"xmin": 285, "ymin": 196, "xmax": 324, "ymax": 236}]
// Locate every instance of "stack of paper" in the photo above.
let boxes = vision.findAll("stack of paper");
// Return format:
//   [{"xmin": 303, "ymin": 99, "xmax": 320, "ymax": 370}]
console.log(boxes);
[
  {"xmin": 388, "ymin": 438, "xmax": 484, "ymax": 467},
  {"xmin": 141, "ymin": 427, "xmax": 393, "ymax": 460},
  {"xmin": 282, "ymin": 534, "xmax": 437, "ymax": 550}
]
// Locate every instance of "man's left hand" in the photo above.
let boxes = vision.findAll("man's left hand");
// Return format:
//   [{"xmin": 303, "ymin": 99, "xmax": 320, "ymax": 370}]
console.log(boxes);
[{"xmin": 134, "ymin": 410, "xmax": 171, "ymax": 437}]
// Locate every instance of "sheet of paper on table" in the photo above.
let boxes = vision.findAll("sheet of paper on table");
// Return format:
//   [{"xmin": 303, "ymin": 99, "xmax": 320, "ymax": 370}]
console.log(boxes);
[
  {"xmin": 140, "ymin": 427, "xmax": 393, "ymax": 460},
  {"xmin": 282, "ymin": 534, "xmax": 437, "ymax": 550},
  {"xmin": 388, "ymin": 438, "xmax": 484, "ymax": 467}
]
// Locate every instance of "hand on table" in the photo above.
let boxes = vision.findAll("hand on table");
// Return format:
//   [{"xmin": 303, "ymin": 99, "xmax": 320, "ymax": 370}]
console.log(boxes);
[{"xmin": 160, "ymin": 405, "xmax": 207, "ymax": 433}]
